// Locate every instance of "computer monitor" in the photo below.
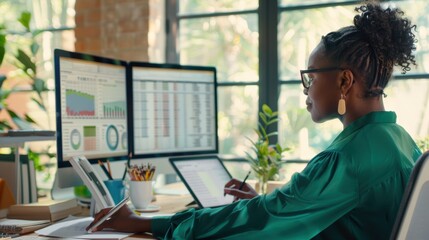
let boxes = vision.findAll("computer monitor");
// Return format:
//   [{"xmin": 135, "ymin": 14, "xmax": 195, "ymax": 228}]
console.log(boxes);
[
  {"xmin": 129, "ymin": 62, "xmax": 218, "ymax": 158},
  {"xmin": 54, "ymin": 50, "xmax": 219, "ymax": 190},
  {"xmin": 54, "ymin": 49, "xmax": 129, "ymax": 188}
]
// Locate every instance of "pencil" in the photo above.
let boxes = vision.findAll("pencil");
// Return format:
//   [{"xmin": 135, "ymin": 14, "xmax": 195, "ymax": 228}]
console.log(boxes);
[
  {"xmin": 106, "ymin": 160, "xmax": 112, "ymax": 177},
  {"xmin": 238, "ymin": 171, "xmax": 251, "ymax": 190},
  {"xmin": 98, "ymin": 160, "xmax": 113, "ymax": 180},
  {"xmin": 122, "ymin": 153, "xmax": 132, "ymax": 180}
]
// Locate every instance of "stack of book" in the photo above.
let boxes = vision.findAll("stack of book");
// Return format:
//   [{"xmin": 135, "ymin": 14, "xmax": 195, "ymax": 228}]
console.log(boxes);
[
  {"xmin": 0, "ymin": 198, "xmax": 81, "ymax": 237},
  {"xmin": 7, "ymin": 198, "xmax": 81, "ymax": 222},
  {"xmin": 0, "ymin": 218, "xmax": 50, "ymax": 236},
  {"xmin": 0, "ymin": 154, "xmax": 37, "ymax": 204}
]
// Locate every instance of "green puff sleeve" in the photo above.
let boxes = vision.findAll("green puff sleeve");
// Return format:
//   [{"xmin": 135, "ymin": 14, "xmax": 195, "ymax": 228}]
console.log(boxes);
[{"xmin": 151, "ymin": 151, "xmax": 359, "ymax": 239}]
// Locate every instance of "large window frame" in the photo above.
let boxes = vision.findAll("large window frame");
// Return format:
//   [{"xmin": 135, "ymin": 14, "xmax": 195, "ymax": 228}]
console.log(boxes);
[{"xmin": 166, "ymin": 0, "xmax": 429, "ymax": 162}]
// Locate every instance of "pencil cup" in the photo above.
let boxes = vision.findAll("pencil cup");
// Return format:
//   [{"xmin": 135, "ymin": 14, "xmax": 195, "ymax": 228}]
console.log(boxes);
[
  {"xmin": 104, "ymin": 179, "xmax": 126, "ymax": 205},
  {"xmin": 129, "ymin": 181, "xmax": 153, "ymax": 210}
]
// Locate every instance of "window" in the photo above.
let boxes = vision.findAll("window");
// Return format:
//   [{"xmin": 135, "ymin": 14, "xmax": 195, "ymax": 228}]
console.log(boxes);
[
  {"xmin": 168, "ymin": 0, "xmax": 429, "ymax": 167},
  {"xmin": 0, "ymin": 0, "xmax": 76, "ymax": 190}
]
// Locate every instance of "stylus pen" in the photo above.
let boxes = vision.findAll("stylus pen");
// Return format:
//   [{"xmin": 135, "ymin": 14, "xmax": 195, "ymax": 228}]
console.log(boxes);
[
  {"xmin": 238, "ymin": 171, "xmax": 251, "ymax": 190},
  {"xmin": 122, "ymin": 153, "xmax": 132, "ymax": 180},
  {"xmin": 87, "ymin": 196, "xmax": 130, "ymax": 233}
]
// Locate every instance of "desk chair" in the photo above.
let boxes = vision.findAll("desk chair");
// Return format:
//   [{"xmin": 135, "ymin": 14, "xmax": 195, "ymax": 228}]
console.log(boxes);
[{"xmin": 390, "ymin": 150, "xmax": 429, "ymax": 240}]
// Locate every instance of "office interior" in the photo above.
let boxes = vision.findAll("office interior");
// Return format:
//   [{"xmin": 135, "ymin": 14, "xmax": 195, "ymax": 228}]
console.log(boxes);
[{"xmin": 0, "ymin": 0, "xmax": 428, "ymax": 202}]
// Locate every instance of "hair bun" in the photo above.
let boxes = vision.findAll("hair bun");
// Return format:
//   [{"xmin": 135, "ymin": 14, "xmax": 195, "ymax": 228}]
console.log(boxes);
[{"xmin": 353, "ymin": 2, "xmax": 417, "ymax": 72}]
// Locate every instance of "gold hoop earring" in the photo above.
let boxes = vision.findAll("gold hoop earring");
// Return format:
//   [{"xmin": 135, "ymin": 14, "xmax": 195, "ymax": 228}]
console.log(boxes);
[{"xmin": 338, "ymin": 94, "xmax": 346, "ymax": 115}]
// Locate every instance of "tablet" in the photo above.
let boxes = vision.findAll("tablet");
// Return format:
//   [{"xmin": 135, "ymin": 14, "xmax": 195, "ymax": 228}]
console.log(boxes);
[{"xmin": 169, "ymin": 155, "xmax": 234, "ymax": 208}]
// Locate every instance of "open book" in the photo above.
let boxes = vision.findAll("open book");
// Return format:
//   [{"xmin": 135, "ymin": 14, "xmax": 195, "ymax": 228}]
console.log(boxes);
[{"xmin": 69, "ymin": 156, "xmax": 115, "ymax": 209}]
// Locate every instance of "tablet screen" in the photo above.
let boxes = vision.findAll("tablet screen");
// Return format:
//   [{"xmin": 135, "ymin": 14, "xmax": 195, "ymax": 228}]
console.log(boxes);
[{"xmin": 169, "ymin": 156, "xmax": 234, "ymax": 208}]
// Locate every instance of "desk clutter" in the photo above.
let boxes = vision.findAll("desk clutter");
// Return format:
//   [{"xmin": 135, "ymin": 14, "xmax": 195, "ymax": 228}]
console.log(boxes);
[
  {"xmin": 126, "ymin": 163, "xmax": 158, "ymax": 211},
  {"xmin": 6, "ymin": 198, "xmax": 81, "ymax": 222},
  {"xmin": 0, "ymin": 178, "xmax": 15, "ymax": 218},
  {"xmin": 0, "ymin": 198, "xmax": 81, "ymax": 237},
  {"xmin": 127, "ymin": 163, "xmax": 156, "ymax": 181},
  {"xmin": 0, "ymin": 154, "xmax": 37, "ymax": 204}
]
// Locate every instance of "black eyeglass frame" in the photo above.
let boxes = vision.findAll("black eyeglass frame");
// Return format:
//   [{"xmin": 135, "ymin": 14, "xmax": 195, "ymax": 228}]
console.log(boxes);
[{"xmin": 300, "ymin": 67, "xmax": 346, "ymax": 89}]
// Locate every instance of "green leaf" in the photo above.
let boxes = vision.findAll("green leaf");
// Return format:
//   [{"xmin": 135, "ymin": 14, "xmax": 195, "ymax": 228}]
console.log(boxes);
[
  {"xmin": 268, "ymin": 167, "xmax": 278, "ymax": 180},
  {"xmin": 266, "ymin": 132, "xmax": 278, "ymax": 138},
  {"xmin": 0, "ymin": 75, "xmax": 6, "ymax": 89},
  {"xmin": 7, "ymin": 109, "xmax": 19, "ymax": 118},
  {"xmin": 0, "ymin": 88, "xmax": 12, "ymax": 99},
  {"xmin": 24, "ymin": 113, "xmax": 37, "ymax": 124},
  {"xmin": 16, "ymin": 49, "xmax": 36, "ymax": 74},
  {"xmin": 259, "ymin": 124, "xmax": 267, "ymax": 138},
  {"xmin": 31, "ymin": 97, "xmax": 47, "ymax": 111},
  {"xmin": 0, "ymin": 120, "xmax": 12, "ymax": 130},
  {"xmin": 266, "ymin": 118, "xmax": 279, "ymax": 126},
  {"xmin": 259, "ymin": 112, "xmax": 267, "ymax": 124},
  {"xmin": 31, "ymin": 42, "xmax": 40, "ymax": 55},
  {"xmin": 18, "ymin": 11, "xmax": 32, "ymax": 32},
  {"xmin": 33, "ymin": 78, "xmax": 46, "ymax": 93},
  {"xmin": 245, "ymin": 136, "xmax": 256, "ymax": 146},
  {"xmin": 0, "ymin": 34, "xmax": 5, "ymax": 65},
  {"xmin": 262, "ymin": 104, "xmax": 272, "ymax": 116}
]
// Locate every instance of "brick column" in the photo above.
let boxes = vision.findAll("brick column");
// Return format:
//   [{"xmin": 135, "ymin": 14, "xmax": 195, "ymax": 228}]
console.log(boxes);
[{"xmin": 74, "ymin": 0, "xmax": 149, "ymax": 62}]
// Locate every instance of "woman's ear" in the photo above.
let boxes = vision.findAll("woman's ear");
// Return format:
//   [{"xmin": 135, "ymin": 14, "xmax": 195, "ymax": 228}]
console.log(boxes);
[{"xmin": 340, "ymin": 69, "xmax": 354, "ymax": 94}]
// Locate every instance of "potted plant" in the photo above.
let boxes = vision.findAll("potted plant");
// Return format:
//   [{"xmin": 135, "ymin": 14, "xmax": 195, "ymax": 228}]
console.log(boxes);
[
  {"xmin": 0, "ymin": 12, "xmax": 54, "ymax": 191},
  {"xmin": 245, "ymin": 104, "xmax": 289, "ymax": 194},
  {"xmin": 416, "ymin": 136, "xmax": 429, "ymax": 152}
]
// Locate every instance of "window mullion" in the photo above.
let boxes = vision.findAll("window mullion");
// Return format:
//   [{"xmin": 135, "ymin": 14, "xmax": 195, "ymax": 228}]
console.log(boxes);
[
  {"xmin": 165, "ymin": 0, "xmax": 178, "ymax": 63},
  {"xmin": 259, "ymin": 0, "xmax": 279, "ymax": 142}
]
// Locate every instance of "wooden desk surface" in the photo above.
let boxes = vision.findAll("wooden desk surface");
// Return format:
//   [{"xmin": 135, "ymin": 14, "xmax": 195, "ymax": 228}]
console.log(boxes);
[{"xmin": 19, "ymin": 193, "xmax": 193, "ymax": 239}]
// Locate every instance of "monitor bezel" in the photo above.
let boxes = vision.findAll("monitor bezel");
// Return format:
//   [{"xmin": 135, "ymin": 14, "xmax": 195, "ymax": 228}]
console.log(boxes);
[
  {"xmin": 54, "ymin": 49, "xmax": 130, "ymax": 168},
  {"xmin": 128, "ymin": 61, "xmax": 219, "ymax": 159}
]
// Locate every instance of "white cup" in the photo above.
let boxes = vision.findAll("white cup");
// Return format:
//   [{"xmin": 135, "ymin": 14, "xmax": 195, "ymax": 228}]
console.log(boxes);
[{"xmin": 129, "ymin": 181, "xmax": 153, "ymax": 209}]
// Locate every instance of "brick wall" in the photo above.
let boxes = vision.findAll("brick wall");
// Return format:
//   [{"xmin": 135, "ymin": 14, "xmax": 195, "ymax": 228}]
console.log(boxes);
[{"xmin": 74, "ymin": 0, "xmax": 149, "ymax": 61}]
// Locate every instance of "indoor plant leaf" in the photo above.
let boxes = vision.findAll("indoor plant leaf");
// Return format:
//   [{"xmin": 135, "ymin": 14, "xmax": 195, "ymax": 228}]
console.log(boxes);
[
  {"xmin": 18, "ymin": 11, "xmax": 32, "ymax": 32},
  {"xmin": 262, "ymin": 104, "xmax": 272, "ymax": 116},
  {"xmin": 16, "ymin": 49, "xmax": 36, "ymax": 75},
  {"xmin": 0, "ymin": 75, "xmax": 6, "ymax": 89},
  {"xmin": 31, "ymin": 97, "xmax": 47, "ymax": 111},
  {"xmin": 0, "ymin": 33, "xmax": 5, "ymax": 66},
  {"xmin": 30, "ymin": 42, "xmax": 40, "ymax": 55}
]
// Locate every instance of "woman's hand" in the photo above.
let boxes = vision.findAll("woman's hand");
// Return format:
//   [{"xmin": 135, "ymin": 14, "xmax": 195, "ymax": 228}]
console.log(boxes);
[
  {"xmin": 86, "ymin": 204, "xmax": 151, "ymax": 233},
  {"xmin": 224, "ymin": 178, "xmax": 258, "ymax": 201}
]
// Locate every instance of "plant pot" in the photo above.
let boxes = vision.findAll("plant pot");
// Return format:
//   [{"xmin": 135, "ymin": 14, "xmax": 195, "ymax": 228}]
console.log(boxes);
[{"xmin": 255, "ymin": 180, "xmax": 285, "ymax": 194}]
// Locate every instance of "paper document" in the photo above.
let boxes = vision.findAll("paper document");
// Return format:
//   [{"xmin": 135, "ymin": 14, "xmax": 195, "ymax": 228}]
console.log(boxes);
[{"xmin": 35, "ymin": 215, "xmax": 132, "ymax": 239}]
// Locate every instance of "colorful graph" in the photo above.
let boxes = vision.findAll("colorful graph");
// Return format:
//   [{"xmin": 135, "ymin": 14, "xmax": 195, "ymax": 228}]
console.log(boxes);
[
  {"xmin": 103, "ymin": 101, "xmax": 126, "ymax": 118},
  {"xmin": 66, "ymin": 89, "xmax": 95, "ymax": 117},
  {"xmin": 106, "ymin": 125, "xmax": 119, "ymax": 151},
  {"xmin": 70, "ymin": 129, "xmax": 81, "ymax": 150},
  {"xmin": 83, "ymin": 126, "xmax": 97, "ymax": 151},
  {"xmin": 121, "ymin": 132, "xmax": 127, "ymax": 150}
]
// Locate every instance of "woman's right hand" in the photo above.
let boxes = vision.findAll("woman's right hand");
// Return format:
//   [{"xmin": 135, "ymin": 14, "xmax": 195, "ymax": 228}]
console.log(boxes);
[
  {"xmin": 86, "ymin": 204, "xmax": 151, "ymax": 233},
  {"xmin": 224, "ymin": 178, "xmax": 258, "ymax": 201}
]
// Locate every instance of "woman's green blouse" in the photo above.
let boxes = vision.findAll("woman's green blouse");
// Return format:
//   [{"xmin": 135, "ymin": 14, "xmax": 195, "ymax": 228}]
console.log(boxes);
[{"xmin": 151, "ymin": 111, "xmax": 422, "ymax": 239}]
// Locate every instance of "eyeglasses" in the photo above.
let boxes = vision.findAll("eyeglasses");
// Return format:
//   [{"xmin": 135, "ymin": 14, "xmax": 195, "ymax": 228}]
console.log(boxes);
[{"xmin": 300, "ymin": 67, "xmax": 345, "ymax": 89}]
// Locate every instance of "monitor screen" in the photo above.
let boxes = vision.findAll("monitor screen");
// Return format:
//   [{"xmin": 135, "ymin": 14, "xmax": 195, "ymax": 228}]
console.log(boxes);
[
  {"xmin": 54, "ymin": 49, "xmax": 129, "ymax": 169},
  {"xmin": 129, "ymin": 63, "xmax": 218, "ymax": 157}
]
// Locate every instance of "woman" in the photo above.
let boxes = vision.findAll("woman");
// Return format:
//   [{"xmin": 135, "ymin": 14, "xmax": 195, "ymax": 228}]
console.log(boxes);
[{"xmin": 87, "ymin": 2, "xmax": 422, "ymax": 239}]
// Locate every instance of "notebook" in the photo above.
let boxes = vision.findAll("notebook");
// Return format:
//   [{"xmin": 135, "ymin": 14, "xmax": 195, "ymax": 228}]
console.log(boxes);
[{"xmin": 169, "ymin": 155, "xmax": 234, "ymax": 208}]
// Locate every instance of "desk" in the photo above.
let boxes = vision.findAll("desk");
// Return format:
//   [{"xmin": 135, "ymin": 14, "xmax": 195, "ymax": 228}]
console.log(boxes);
[
  {"xmin": 130, "ymin": 194, "xmax": 193, "ymax": 239},
  {"xmin": 21, "ymin": 192, "xmax": 193, "ymax": 239}
]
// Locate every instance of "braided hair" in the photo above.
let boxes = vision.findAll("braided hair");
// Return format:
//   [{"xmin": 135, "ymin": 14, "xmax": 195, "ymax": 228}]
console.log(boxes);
[{"xmin": 321, "ymin": 1, "xmax": 417, "ymax": 97}]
